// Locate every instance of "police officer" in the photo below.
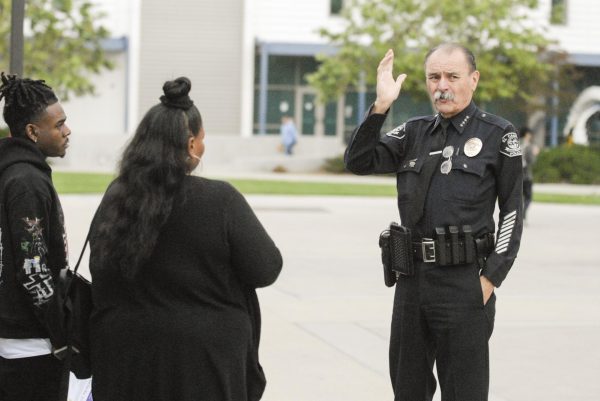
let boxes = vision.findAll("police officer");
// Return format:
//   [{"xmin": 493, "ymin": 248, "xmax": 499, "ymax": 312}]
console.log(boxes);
[{"xmin": 345, "ymin": 44, "xmax": 523, "ymax": 401}]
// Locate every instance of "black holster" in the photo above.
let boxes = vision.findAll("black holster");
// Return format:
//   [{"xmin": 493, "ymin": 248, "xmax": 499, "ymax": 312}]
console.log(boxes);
[
  {"xmin": 474, "ymin": 232, "xmax": 495, "ymax": 268},
  {"xmin": 379, "ymin": 223, "xmax": 414, "ymax": 287}
]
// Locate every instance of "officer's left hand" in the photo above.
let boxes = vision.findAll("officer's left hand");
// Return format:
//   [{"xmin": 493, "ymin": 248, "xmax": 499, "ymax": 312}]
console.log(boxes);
[{"xmin": 480, "ymin": 276, "xmax": 495, "ymax": 305}]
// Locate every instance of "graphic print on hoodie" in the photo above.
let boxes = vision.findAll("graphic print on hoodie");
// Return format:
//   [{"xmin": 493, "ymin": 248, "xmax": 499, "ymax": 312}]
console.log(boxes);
[{"xmin": 20, "ymin": 216, "xmax": 54, "ymax": 306}]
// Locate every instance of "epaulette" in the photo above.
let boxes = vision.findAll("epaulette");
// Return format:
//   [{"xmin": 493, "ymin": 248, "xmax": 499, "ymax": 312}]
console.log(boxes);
[
  {"xmin": 406, "ymin": 114, "xmax": 436, "ymax": 124},
  {"xmin": 475, "ymin": 110, "xmax": 512, "ymax": 130},
  {"xmin": 385, "ymin": 114, "xmax": 436, "ymax": 140}
]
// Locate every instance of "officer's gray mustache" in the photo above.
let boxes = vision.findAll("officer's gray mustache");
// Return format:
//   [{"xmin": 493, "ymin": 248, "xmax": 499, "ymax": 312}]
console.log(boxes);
[{"xmin": 434, "ymin": 91, "xmax": 454, "ymax": 101}]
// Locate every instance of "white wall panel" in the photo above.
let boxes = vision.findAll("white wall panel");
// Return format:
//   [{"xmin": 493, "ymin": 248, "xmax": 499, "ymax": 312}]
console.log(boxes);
[
  {"xmin": 90, "ymin": 0, "xmax": 134, "ymax": 37},
  {"xmin": 254, "ymin": 0, "xmax": 346, "ymax": 43},
  {"xmin": 138, "ymin": 0, "xmax": 244, "ymax": 136},
  {"xmin": 542, "ymin": 0, "xmax": 600, "ymax": 55}
]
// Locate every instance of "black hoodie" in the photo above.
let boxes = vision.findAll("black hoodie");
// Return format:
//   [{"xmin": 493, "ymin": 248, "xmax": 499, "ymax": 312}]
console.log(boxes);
[{"xmin": 0, "ymin": 137, "xmax": 68, "ymax": 341}]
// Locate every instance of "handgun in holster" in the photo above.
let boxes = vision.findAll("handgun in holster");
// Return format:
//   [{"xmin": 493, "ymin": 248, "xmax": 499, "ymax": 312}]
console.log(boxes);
[{"xmin": 379, "ymin": 222, "xmax": 414, "ymax": 287}]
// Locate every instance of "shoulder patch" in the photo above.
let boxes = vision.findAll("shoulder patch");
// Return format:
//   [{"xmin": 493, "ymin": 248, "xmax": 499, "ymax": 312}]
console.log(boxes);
[
  {"xmin": 500, "ymin": 132, "xmax": 522, "ymax": 157},
  {"xmin": 385, "ymin": 123, "xmax": 406, "ymax": 140}
]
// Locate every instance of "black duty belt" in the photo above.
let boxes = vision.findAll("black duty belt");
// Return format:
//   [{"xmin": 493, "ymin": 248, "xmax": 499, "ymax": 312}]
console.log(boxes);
[
  {"xmin": 412, "ymin": 239, "xmax": 438, "ymax": 263},
  {"xmin": 412, "ymin": 232, "xmax": 494, "ymax": 265},
  {"xmin": 379, "ymin": 223, "xmax": 495, "ymax": 287}
]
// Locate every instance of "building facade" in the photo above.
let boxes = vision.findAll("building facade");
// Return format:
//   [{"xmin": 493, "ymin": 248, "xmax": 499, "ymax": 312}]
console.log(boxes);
[{"xmin": 55, "ymin": 0, "xmax": 600, "ymax": 171}]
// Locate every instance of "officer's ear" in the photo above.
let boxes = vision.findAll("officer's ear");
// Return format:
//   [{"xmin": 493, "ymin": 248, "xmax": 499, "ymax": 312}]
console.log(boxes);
[
  {"xmin": 25, "ymin": 124, "xmax": 39, "ymax": 144},
  {"xmin": 470, "ymin": 70, "xmax": 480, "ymax": 92}
]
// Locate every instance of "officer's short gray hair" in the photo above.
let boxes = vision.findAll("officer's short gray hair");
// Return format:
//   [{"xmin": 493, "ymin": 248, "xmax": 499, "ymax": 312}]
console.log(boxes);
[{"xmin": 424, "ymin": 43, "xmax": 477, "ymax": 73}]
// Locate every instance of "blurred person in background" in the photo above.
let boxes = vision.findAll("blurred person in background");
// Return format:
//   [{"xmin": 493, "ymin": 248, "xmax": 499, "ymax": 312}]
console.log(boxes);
[
  {"xmin": 89, "ymin": 77, "xmax": 282, "ymax": 401},
  {"xmin": 280, "ymin": 115, "xmax": 297, "ymax": 155},
  {"xmin": 519, "ymin": 126, "xmax": 539, "ymax": 222}
]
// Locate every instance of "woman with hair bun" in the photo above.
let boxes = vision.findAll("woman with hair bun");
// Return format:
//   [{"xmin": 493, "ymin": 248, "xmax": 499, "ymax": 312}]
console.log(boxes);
[{"xmin": 89, "ymin": 77, "xmax": 282, "ymax": 401}]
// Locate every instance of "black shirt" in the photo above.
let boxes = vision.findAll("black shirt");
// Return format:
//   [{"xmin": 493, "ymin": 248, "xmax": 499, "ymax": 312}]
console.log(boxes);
[{"xmin": 345, "ymin": 101, "xmax": 523, "ymax": 287}]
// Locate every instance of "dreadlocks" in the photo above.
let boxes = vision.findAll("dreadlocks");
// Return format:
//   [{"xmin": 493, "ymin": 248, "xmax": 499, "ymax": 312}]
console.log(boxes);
[{"xmin": 0, "ymin": 72, "xmax": 58, "ymax": 138}]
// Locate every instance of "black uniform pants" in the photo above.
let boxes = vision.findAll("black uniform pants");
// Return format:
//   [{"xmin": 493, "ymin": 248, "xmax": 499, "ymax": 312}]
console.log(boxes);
[{"xmin": 389, "ymin": 261, "xmax": 496, "ymax": 401}]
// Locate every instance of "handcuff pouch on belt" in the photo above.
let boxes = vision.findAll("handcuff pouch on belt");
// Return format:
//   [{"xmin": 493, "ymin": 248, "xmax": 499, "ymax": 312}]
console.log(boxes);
[
  {"xmin": 379, "ymin": 222, "xmax": 413, "ymax": 287},
  {"xmin": 433, "ymin": 225, "xmax": 475, "ymax": 266}
]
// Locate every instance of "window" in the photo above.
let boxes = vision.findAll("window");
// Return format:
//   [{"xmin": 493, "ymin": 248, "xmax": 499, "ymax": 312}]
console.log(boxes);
[
  {"xmin": 550, "ymin": 0, "xmax": 567, "ymax": 25},
  {"xmin": 330, "ymin": 0, "xmax": 344, "ymax": 15}
]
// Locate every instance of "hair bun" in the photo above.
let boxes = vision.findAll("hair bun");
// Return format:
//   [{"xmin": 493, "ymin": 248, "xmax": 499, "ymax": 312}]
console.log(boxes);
[{"xmin": 160, "ymin": 77, "xmax": 194, "ymax": 110}]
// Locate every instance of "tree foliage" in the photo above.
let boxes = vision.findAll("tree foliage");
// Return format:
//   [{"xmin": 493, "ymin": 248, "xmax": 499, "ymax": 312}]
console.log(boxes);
[
  {"xmin": 0, "ymin": 0, "xmax": 113, "ymax": 99},
  {"xmin": 308, "ymin": 0, "xmax": 566, "ymax": 110}
]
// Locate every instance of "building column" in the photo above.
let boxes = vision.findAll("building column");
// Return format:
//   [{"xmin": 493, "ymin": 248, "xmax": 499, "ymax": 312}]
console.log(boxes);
[
  {"xmin": 357, "ymin": 71, "xmax": 366, "ymax": 124},
  {"xmin": 240, "ymin": 0, "xmax": 255, "ymax": 138},
  {"xmin": 258, "ymin": 42, "xmax": 269, "ymax": 135},
  {"xmin": 127, "ymin": 0, "xmax": 142, "ymax": 135},
  {"xmin": 336, "ymin": 95, "xmax": 345, "ymax": 141},
  {"xmin": 550, "ymin": 77, "xmax": 559, "ymax": 147}
]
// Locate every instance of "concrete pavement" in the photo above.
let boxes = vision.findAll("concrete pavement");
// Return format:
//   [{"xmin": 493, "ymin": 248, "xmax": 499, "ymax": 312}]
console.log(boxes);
[{"xmin": 60, "ymin": 191, "xmax": 600, "ymax": 401}]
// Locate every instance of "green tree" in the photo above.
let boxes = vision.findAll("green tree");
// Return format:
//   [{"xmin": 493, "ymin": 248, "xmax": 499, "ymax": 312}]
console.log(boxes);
[
  {"xmin": 308, "ymin": 0, "xmax": 564, "ymax": 111},
  {"xmin": 0, "ymin": 0, "xmax": 113, "ymax": 99}
]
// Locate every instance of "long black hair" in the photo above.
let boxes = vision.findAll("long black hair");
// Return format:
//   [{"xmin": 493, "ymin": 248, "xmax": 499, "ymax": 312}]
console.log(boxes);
[
  {"xmin": 95, "ymin": 77, "xmax": 202, "ymax": 280},
  {"xmin": 0, "ymin": 72, "xmax": 58, "ymax": 138}
]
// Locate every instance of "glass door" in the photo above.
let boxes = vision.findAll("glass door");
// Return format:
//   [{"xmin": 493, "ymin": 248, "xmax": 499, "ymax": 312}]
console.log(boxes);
[{"xmin": 297, "ymin": 90, "xmax": 316, "ymax": 136}]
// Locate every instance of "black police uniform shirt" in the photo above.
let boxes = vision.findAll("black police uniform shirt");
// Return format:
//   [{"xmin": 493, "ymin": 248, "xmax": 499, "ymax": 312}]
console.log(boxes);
[{"xmin": 345, "ymin": 101, "xmax": 523, "ymax": 287}]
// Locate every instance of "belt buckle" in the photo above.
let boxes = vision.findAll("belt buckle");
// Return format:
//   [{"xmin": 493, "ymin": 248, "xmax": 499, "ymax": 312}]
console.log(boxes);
[{"xmin": 421, "ymin": 238, "xmax": 436, "ymax": 263}]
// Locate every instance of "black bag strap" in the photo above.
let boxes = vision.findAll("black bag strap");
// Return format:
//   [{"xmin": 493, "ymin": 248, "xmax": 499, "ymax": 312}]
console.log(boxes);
[
  {"xmin": 57, "ymin": 212, "xmax": 96, "ymax": 399},
  {"xmin": 72, "ymin": 230, "xmax": 91, "ymax": 275},
  {"xmin": 71, "ymin": 208, "xmax": 99, "ymax": 275}
]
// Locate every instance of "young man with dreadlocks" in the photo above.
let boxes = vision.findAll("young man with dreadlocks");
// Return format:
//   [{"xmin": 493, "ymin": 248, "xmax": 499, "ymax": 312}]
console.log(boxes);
[{"xmin": 0, "ymin": 72, "xmax": 71, "ymax": 401}]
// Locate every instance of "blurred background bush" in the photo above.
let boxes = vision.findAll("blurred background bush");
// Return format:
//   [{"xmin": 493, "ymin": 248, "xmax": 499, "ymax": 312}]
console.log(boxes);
[
  {"xmin": 322, "ymin": 154, "xmax": 347, "ymax": 174},
  {"xmin": 323, "ymin": 145, "xmax": 600, "ymax": 185},
  {"xmin": 534, "ymin": 145, "xmax": 600, "ymax": 184}
]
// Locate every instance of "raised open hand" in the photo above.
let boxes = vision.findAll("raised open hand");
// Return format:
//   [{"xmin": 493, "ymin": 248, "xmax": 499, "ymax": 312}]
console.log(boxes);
[{"xmin": 373, "ymin": 49, "xmax": 407, "ymax": 114}]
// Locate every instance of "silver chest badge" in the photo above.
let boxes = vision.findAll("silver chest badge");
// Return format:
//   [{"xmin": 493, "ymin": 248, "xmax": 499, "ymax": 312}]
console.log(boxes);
[{"xmin": 464, "ymin": 138, "xmax": 483, "ymax": 157}]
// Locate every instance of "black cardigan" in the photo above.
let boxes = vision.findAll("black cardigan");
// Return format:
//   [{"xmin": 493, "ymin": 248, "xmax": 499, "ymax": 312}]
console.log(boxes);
[{"xmin": 89, "ymin": 176, "xmax": 282, "ymax": 401}]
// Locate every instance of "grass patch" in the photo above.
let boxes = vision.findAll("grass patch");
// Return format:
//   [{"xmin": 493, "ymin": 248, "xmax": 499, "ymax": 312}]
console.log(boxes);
[
  {"xmin": 532, "ymin": 193, "xmax": 600, "ymax": 205},
  {"xmin": 226, "ymin": 179, "xmax": 396, "ymax": 197},
  {"xmin": 53, "ymin": 172, "xmax": 114, "ymax": 194},
  {"xmin": 52, "ymin": 172, "xmax": 600, "ymax": 205},
  {"xmin": 52, "ymin": 172, "xmax": 397, "ymax": 197}
]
